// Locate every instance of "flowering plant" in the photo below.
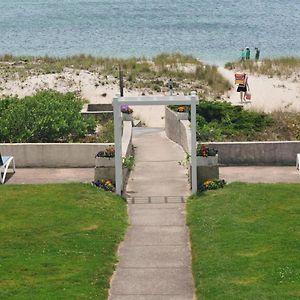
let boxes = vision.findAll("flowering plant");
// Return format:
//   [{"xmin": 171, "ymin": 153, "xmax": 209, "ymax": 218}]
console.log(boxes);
[
  {"xmin": 199, "ymin": 179, "xmax": 226, "ymax": 192},
  {"xmin": 197, "ymin": 144, "xmax": 218, "ymax": 157},
  {"xmin": 177, "ymin": 106, "xmax": 186, "ymax": 113},
  {"xmin": 93, "ymin": 179, "xmax": 115, "ymax": 192},
  {"xmin": 121, "ymin": 105, "xmax": 133, "ymax": 114},
  {"xmin": 95, "ymin": 146, "xmax": 115, "ymax": 158}
]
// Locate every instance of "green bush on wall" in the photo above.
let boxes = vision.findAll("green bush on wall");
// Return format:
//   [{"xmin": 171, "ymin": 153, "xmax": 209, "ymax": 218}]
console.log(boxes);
[{"xmin": 0, "ymin": 90, "xmax": 96, "ymax": 143}]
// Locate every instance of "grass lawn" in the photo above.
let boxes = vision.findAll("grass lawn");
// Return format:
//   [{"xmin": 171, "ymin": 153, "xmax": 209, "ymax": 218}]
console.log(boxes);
[
  {"xmin": 0, "ymin": 183, "xmax": 128, "ymax": 299},
  {"xmin": 187, "ymin": 183, "xmax": 300, "ymax": 300}
]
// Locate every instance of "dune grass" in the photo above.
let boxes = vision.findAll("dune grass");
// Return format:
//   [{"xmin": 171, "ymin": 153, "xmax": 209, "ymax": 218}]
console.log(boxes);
[
  {"xmin": 225, "ymin": 57, "xmax": 300, "ymax": 77},
  {"xmin": 0, "ymin": 183, "xmax": 128, "ymax": 299},
  {"xmin": 187, "ymin": 183, "xmax": 300, "ymax": 300},
  {"xmin": 0, "ymin": 53, "xmax": 231, "ymax": 97}
]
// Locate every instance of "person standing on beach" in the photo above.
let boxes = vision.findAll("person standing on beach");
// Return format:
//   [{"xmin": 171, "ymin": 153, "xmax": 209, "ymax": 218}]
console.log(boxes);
[
  {"xmin": 236, "ymin": 73, "xmax": 249, "ymax": 103},
  {"xmin": 245, "ymin": 47, "xmax": 251, "ymax": 60},
  {"xmin": 240, "ymin": 48, "xmax": 246, "ymax": 61},
  {"xmin": 255, "ymin": 47, "xmax": 260, "ymax": 60}
]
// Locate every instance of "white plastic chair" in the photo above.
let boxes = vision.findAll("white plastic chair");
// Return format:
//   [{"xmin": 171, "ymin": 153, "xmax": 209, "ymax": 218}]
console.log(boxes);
[{"xmin": 0, "ymin": 155, "xmax": 15, "ymax": 184}]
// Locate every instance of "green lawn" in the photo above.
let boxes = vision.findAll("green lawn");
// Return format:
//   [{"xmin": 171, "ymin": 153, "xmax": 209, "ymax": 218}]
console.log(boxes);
[
  {"xmin": 0, "ymin": 184, "xmax": 128, "ymax": 299},
  {"xmin": 187, "ymin": 183, "xmax": 300, "ymax": 300}
]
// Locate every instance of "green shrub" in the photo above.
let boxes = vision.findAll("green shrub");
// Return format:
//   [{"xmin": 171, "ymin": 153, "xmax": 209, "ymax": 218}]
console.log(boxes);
[
  {"xmin": 196, "ymin": 100, "xmax": 273, "ymax": 141},
  {"xmin": 0, "ymin": 90, "xmax": 96, "ymax": 143},
  {"xmin": 97, "ymin": 120, "xmax": 114, "ymax": 143}
]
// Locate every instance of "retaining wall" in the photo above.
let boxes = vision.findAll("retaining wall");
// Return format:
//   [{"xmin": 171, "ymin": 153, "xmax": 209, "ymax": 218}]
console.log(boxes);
[
  {"xmin": 0, "ymin": 143, "xmax": 112, "ymax": 168},
  {"xmin": 165, "ymin": 107, "xmax": 191, "ymax": 154},
  {"xmin": 164, "ymin": 107, "xmax": 300, "ymax": 165},
  {"xmin": 209, "ymin": 141, "xmax": 300, "ymax": 166},
  {"xmin": 0, "ymin": 121, "xmax": 133, "ymax": 168}
]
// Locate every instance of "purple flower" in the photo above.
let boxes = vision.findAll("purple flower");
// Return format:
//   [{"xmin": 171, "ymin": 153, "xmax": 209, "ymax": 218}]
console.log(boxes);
[
  {"xmin": 121, "ymin": 105, "xmax": 129, "ymax": 113},
  {"xmin": 121, "ymin": 105, "xmax": 133, "ymax": 114}
]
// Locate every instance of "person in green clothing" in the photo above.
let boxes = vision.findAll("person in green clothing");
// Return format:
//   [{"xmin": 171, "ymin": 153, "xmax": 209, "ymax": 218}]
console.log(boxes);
[
  {"xmin": 245, "ymin": 47, "xmax": 250, "ymax": 60},
  {"xmin": 255, "ymin": 47, "xmax": 260, "ymax": 60},
  {"xmin": 240, "ymin": 48, "xmax": 246, "ymax": 61}
]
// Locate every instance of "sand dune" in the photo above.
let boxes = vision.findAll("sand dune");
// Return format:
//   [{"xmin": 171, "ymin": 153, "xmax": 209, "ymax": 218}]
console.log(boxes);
[{"xmin": 1, "ymin": 66, "xmax": 299, "ymax": 128}]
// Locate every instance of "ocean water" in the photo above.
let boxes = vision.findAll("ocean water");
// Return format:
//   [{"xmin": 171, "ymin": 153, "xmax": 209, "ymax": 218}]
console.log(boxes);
[{"xmin": 0, "ymin": 0, "xmax": 299, "ymax": 65}]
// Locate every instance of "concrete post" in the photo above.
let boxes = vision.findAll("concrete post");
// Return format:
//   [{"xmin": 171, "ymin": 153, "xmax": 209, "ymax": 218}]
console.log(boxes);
[
  {"xmin": 190, "ymin": 91, "xmax": 198, "ymax": 194},
  {"xmin": 113, "ymin": 97, "xmax": 123, "ymax": 195}
]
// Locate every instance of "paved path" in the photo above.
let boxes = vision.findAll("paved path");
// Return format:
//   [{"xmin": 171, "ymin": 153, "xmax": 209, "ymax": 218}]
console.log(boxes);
[
  {"xmin": 220, "ymin": 166, "xmax": 300, "ymax": 183},
  {"xmin": 4, "ymin": 166, "xmax": 299, "ymax": 185},
  {"xmin": 5, "ymin": 168, "xmax": 93, "ymax": 184},
  {"xmin": 109, "ymin": 128, "xmax": 195, "ymax": 300}
]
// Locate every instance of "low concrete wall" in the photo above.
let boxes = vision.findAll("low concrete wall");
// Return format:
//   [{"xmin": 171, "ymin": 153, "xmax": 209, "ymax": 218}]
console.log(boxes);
[
  {"xmin": 122, "ymin": 121, "xmax": 133, "ymax": 157},
  {"xmin": 0, "ymin": 122, "xmax": 133, "ymax": 168},
  {"xmin": 165, "ymin": 107, "xmax": 191, "ymax": 154},
  {"xmin": 165, "ymin": 107, "xmax": 300, "ymax": 165},
  {"xmin": 209, "ymin": 141, "xmax": 300, "ymax": 166},
  {"xmin": 0, "ymin": 143, "xmax": 113, "ymax": 168}
]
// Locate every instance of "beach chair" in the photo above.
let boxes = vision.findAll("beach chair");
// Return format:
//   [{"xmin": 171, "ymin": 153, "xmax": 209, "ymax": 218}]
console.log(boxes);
[
  {"xmin": 297, "ymin": 154, "xmax": 300, "ymax": 172},
  {"xmin": 0, "ymin": 153, "xmax": 16, "ymax": 184}
]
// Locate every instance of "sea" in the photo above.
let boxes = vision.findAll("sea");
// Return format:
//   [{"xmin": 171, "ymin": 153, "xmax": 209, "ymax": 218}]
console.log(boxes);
[{"xmin": 1, "ymin": 0, "xmax": 300, "ymax": 65}]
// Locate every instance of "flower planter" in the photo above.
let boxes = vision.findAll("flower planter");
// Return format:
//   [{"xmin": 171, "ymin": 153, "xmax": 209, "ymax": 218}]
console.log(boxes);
[
  {"xmin": 95, "ymin": 157, "xmax": 115, "ymax": 183},
  {"xmin": 94, "ymin": 166, "xmax": 115, "ymax": 183},
  {"xmin": 95, "ymin": 156, "xmax": 115, "ymax": 167},
  {"xmin": 122, "ymin": 113, "xmax": 133, "ymax": 122},
  {"xmin": 195, "ymin": 155, "xmax": 219, "ymax": 187},
  {"xmin": 197, "ymin": 155, "xmax": 218, "ymax": 166},
  {"xmin": 176, "ymin": 112, "xmax": 189, "ymax": 120},
  {"xmin": 94, "ymin": 157, "xmax": 132, "ymax": 186}
]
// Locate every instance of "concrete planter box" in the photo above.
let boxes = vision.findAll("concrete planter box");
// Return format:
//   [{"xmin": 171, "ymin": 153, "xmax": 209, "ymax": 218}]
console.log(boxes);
[
  {"xmin": 122, "ymin": 113, "xmax": 133, "ymax": 122},
  {"xmin": 176, "ymin": 112, "xmax": 189, "ymax": 120},
  {"xmin": 94, "ymin": 166, "xmax": 115, "ymax": 183},
  {"xmin": 94, "ymin": 157, "xmax": 115, "ymax": 183},
  {"xmin": 95, "ymin": 156, "xmax": 115, "ymax": 167},
  {"xmin": 197, "ymin": 155, "xmax": 218, "ymax": 166},
  {"xmin": 196, "ymin": 155, "xmax": 219, "ymax": 186},
  {"xmin": 94, "ymin": 165, "xmax": 131, "ymax": 185}
]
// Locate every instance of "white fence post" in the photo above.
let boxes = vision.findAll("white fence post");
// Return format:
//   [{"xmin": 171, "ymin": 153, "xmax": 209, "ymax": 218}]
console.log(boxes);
[
  {"xmin": 191, "ymin": 91, "xmax": 198, "ymax": 194},
  {"xmin": 113, "ymin": 97, "xmax": 123, "ymax": 195}
]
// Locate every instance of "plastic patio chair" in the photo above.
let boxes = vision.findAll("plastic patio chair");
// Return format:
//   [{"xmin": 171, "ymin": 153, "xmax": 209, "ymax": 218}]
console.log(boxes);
[{"xmin": 0, "ymin": 153, "xmax": 16, "ymax": 184}]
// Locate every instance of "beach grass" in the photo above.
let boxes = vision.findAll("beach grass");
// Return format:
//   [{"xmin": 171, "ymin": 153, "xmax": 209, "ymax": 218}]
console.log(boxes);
[
  {"xmin": 252, "ymin": 109, "xmax": 300, "ymax": 141},
  {"xmin": 225, "ymin": 57, "xmax": 300, "ymax": 77},
  {"xmin": 0, "ymin": 53, "xmax": 231, "ymax": 97},
  {"xmin": 187, "ymin": 183, "xmax": 300, "ymax": 300},
  {"xmin": 0, "ymin": 183, "xmax": 127, "ymax": 299}
]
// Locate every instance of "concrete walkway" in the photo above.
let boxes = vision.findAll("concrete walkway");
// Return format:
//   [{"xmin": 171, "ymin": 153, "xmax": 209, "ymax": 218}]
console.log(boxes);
[
  {"xmin": 109, "ymin": 128, "xmax": 195, "ymax": 300},
  {"xmin": 4, "ymin": 166, "xmax": 299, "ymax": 185},
  {"xmin": 5, "ymin": 168, "xmax": 93, "ymax": 184}
]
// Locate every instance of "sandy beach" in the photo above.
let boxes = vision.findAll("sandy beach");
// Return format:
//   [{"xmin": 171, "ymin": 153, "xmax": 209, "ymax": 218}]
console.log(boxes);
[
  {"xmin": 0, "ymin": 68, "xmax": 167, "ymax": 127},
  {"xmin": 219, "ymin": 67, "xmax": 300, "ymax": 112},
  {"xmin": 1, "ymin": 64, "xmax": 300, "ymax": 128}
]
